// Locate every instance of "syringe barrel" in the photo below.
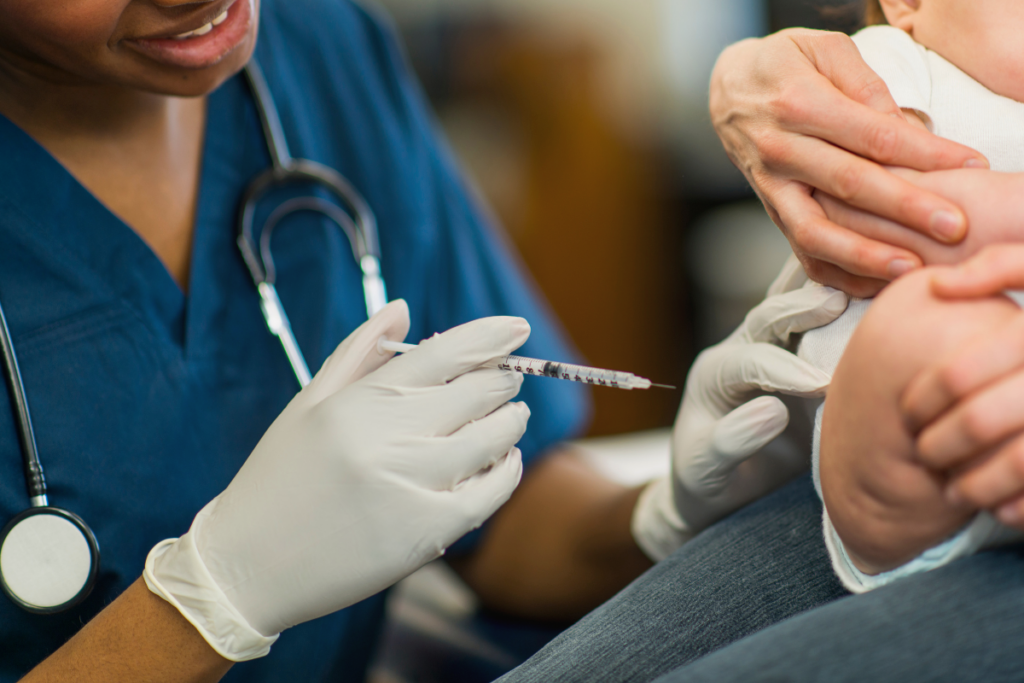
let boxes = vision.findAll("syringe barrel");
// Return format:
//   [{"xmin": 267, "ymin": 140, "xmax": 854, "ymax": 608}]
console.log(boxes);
[{"xmin": 494, "ymin": 355, "xmax": 638, "ymax": 389}]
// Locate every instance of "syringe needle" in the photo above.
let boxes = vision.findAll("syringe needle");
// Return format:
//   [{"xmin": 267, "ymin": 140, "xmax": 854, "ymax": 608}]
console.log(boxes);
[{"xmin": 650, "ymin": 383, "xmax": 677, "ymax": 390}]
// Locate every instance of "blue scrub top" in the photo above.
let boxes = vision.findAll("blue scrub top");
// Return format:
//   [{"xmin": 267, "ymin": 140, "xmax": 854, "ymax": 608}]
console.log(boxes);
[{"xmin": 0, "ymin": 1, "xmax": 589, "ymax": 679}]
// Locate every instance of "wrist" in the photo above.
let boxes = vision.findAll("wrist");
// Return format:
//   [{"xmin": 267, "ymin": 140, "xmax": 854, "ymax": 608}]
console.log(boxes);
[
  {"xmin": 143, "ymin": 503, "xmax": 278, "ymax": 662},
  {"xmin": 630, "ymin": 477, "xmax": 694, "ymax": 562}
]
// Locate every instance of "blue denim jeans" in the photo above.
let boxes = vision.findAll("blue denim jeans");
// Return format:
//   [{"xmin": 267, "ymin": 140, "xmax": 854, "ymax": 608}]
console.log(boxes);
[
  {"xmin": 498, "ymin": 474, "xmax": 847, "ymax": 682},
  {"xmin": 500, "ymin": 474, "xmax": 1024, "ymax": 682},
  {"xmin": 655, "ymin": 541, "xmax": 1024, "ymax": 682}
]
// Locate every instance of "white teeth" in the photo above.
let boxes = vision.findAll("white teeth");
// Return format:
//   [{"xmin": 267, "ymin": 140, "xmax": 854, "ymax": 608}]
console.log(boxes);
[{"xmin": 172, "ymin": 10, "xmax": 227, "ymax": 40}]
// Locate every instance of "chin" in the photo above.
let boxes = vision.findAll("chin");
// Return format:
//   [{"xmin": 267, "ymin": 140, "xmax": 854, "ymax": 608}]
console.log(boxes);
[{"xmin": 127, "ymin": 42, "xmax": 256, "ymax": 98}]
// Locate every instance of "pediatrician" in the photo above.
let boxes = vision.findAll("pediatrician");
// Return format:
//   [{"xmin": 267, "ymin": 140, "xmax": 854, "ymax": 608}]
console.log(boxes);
[
  {"xmin": 0, "ymin": 1, "xmax": 861, "ymax": 681},
  {"xmin": 0, "ymin": 0, "xmax": 606, "ymax": 679}
]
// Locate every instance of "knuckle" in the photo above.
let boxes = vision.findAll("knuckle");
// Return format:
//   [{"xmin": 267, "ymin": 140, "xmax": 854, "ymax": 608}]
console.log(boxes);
[
  {"xmin": 856, "ymin": 79, "xmax": 896, "ymax": 112},
  {"xmin": 846, "ymin": 241, "xmax": 881, "ymax": 274},
  {"xmin": 960, "ymin": 406, "xmax": 994, "ymax": 446},
  {"xmin": 831, "ymin": 162, "xmax": 865, "ymax": 202},
  {"xmin": 771, "ymin": 85, "xmax": 811, "ymax": 127},
  {"xmin": 801, "ymin": 258, "xmax": 828, "ymax": 283},
  {"xmin": 792, "ymin": 224, "xmax": 825, "ymax": 258},
  {"xmin": 863, "ymin": 123, "xmax": 900, "ymax": 163},
  {"xmin": 936, "ymin": 363, "xmax": 971, "ymax": 399},
  {"xmin": 756, "ymin": 131, "xmax": 792, "ymax": 169},
  {"xmin": 891, "ymin": 181, "xmax": 922, "ymax": 221},
  {"xmin": 916, "ymin": 432, "xmax": 941, "ymax": 465}
]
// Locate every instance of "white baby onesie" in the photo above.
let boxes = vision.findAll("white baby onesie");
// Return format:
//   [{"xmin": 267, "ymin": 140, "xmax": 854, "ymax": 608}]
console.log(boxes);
[{"xmin": 798, "ymin": 25, "xmax": 1024, "ymax": 593}]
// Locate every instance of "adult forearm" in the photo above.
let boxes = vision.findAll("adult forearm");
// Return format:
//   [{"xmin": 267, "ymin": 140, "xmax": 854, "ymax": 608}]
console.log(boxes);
[
  {"xmin": 453, "ymin": 449, "xmax": 651, "ymax": 622},
  {"xmin": 21, "ymin": 579, "xmax": 232, "ymax": 683}
]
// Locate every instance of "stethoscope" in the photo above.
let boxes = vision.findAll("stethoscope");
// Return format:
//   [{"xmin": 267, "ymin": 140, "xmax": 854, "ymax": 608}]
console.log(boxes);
[{"xmin": 0, "ymin": 59, "xmax": 386, "ymax": 614}]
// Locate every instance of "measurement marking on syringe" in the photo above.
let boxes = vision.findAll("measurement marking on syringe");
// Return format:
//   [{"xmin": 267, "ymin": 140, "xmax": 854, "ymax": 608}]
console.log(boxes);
[{"xmin": 380, "ymin": 338, "xmax": 675, "ymax": 392}]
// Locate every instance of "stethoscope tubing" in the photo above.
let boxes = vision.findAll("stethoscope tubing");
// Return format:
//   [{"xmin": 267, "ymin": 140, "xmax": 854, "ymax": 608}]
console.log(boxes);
[
  {"xmin": 0, "ymin": 57, "xmax": 386, "ymax": 614},
  {"xmin": 237, "ymin": 60, "xmax": 388, "ymax": 387},
  {"xmin": 0, "ymin": 291, "xmax": 47, "ymax": 507}
]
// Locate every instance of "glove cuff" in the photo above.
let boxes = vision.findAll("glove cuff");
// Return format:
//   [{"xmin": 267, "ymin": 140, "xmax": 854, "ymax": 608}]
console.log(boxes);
[
  {"xmin": 631, "ymin": 477, "xmax": 695, "ymax": 562},
  {"xmin": 143, "ymin": 511, "xmax": 279, "ymax": 662}
]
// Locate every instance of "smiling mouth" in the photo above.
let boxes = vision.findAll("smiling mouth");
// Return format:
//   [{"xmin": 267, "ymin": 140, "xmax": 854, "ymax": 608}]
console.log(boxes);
[
  {"xmin": 125, "ymin": 0, "xmax": 255, "ymax": 71},
  {"xmin": 173, "ymin": 10, "xmax": 229, "ymax": 40}
]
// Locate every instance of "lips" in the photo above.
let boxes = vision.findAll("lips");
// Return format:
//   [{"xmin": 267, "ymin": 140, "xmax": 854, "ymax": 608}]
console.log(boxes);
[{"xmin": 126, "ymin": 0, "xmax": 254, "ymax": 71}]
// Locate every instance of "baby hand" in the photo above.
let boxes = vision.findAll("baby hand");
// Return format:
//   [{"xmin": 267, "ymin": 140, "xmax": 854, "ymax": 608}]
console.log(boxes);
[{"xmin": 819, "ymin": 269, "xmax": 1016, "ymax": 573}]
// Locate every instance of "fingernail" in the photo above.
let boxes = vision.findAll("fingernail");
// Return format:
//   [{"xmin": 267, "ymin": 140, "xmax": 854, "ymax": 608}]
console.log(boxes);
[
  {"xmin": 930, "ymin": 210, "xmax": 965, "ymax": 241},
  {"xmin": 963, "ymin": 157, "xmax": 989, "ymax": 169},
  {"xmin": 887, "ymin": 259, "xmax": 917, "ymax": 279}
]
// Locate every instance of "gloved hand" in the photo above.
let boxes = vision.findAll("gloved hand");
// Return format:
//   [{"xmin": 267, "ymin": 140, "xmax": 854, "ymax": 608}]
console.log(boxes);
[
  {"xmin": 144, "ymin": 300, "xmax": 531, "ymax": 660},
  {"xmin": 632, "ymin": 264, "xmax": 847, "ymax": 561}
]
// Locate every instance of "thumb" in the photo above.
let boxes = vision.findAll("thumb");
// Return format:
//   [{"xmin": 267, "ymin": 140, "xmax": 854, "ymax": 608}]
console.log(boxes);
[{"xmin": 305, "ymin": 299, "xmax": 411, "ymax": 402}]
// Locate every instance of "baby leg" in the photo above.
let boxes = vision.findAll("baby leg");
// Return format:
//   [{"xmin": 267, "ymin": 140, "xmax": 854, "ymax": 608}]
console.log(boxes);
[{"xmin": 820, "ymin": 269, "xmax": 1020, "ymax": 574}]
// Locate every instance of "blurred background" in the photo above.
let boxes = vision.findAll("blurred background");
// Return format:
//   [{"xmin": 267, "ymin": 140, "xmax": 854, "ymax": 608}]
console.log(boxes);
[
  {"xmin": 368, "ymin": 0, "xmax": 861, "ymax": 439},
  {"xmin": 361, "ymin": 1, "xmax": 862, "ymax": 680}
]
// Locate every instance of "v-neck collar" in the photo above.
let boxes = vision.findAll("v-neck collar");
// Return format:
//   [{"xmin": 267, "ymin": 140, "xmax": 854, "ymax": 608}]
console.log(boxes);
[{"xmin": 0, "ymin": 75, "xmax": 262, "ymax": 360}]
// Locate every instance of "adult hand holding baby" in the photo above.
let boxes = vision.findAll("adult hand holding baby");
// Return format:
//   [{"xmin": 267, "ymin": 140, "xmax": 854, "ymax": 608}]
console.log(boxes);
[
  {"xmin": 903, "ymin": 245, "xmax": 1024, "ymax": 531},
  {"xmin": 710, "ymin": 29, "xmax": 987, "ymax": 298},
  {"xmin": 817, "ymin": 169, "xmax": 1024, "ymax": 269}
]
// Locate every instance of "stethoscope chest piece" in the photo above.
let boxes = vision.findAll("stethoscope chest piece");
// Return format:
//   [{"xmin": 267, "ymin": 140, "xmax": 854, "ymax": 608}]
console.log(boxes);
[{"xmin": 0, "ymin": 507, "xmax": 99, "ymax": 614}]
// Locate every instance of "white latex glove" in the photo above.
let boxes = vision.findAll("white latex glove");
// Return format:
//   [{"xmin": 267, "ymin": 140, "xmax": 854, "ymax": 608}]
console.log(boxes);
[
  {"xmin": 144, "ymin": 300, "xmax": 531, "ymax": 661},
  {"xmin": 632, "ymin": 264, "xmax": 847, "ymax": 561}
]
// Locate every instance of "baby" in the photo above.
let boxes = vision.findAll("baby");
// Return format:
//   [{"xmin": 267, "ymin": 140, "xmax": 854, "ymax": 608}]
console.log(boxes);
[{"xmin": 797, "ymin": 0, "xmax": 1024, "ymax": 592}]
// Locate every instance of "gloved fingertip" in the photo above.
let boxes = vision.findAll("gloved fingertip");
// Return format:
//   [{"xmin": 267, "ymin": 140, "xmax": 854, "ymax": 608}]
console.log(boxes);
[
  {"xmin": 820, "ymin": 289, "xmax": 850, "ymax": 318},
  {"xmin": 730, "ymin": 395, "xmax": 790, "ymax": 432},
  {"xmin": 509, "ymin": 317, "xmax": 531, "ymax": 347},
  {"xmin": 384, "ymin": 297, "xmax": 409, "ymax": 314},
  {"xmin": 797, "ymin": 364, "xmax": 833, "ymax": 393},
  {"xmin": 517, "ymin": 401, "xmax": 532, "ymax": 419},
  {"xmin": 713, "ymin": 397, "xmax": 790, "ymax": 459}
]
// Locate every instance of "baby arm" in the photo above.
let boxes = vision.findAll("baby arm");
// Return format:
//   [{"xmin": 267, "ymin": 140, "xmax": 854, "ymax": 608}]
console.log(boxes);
[{"xmin": 819, "ymin": 269, "xmax": 1019, "ymax": 574}]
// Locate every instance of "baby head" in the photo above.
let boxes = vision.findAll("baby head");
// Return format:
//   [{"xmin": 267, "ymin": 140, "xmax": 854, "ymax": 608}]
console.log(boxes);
[{"xmin": 863, "ymin": 0, "xmax": 1024, "ymax": 102}]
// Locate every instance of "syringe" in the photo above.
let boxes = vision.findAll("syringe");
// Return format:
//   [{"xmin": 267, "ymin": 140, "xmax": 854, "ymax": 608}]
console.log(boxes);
[{"xmin": 378, "ymin": 339, "xmax": 675, "ymax": 391}]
